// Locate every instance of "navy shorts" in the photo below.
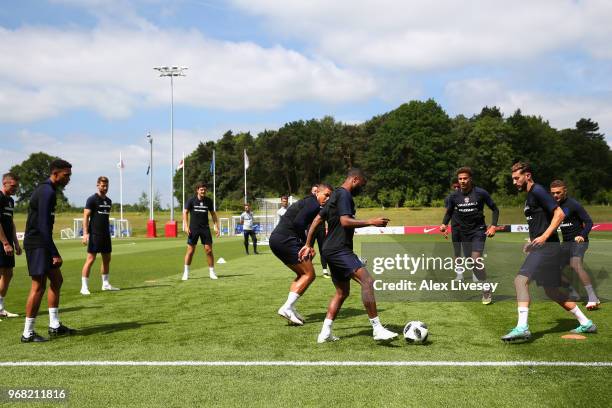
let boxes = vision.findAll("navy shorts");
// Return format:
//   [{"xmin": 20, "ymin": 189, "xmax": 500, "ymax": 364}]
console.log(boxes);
[
  {"xmin": 450, "ymin": 226, "xmax": 462, "ymax": 258},
  {"xmin": 561, "ymin": 241, "xmax": 589, "ymax": 263},
  {"xmin": 519, "ymin": 244, "xmax": 561, "ymax": 287},
  {"xmin": 269, "ymin": 232, "xmax": 302, "ymax": 265},
  {"xmin": 25, "ymin": 248, "xmax": 57, "ymax": 277},
  {"xmin": 87, "ymin": 234, "xmax": 112, "ymax": 254},
  {"xmin": 460, "ymin": 230, "xmax": 486, "ymax": 257},
  {"xmin": 187, "ymin": 228, "xmax": 213, "ymax": 246},
  {"xmin": 0, "ymin": 243, "xmax": 15, "ymax": 268},
  {"xmin": 324, "ymin": 249, "xmax": 364, "ymax": 283}
]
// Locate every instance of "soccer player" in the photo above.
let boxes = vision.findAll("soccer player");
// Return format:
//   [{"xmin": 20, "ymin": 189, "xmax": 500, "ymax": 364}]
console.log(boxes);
[
  {"xmin": 0, "ymin": 173, "xmax": 22, "ymax": 320},
  {"xmin": 440, "ymin": 167, "xmax": 499, "ymax": 304},
  {"xmin": 277, "ymin": 195, "xmax": 289, "ymax": 218},
  {"xmin": 299, "ymin": 168, "xmax": 398, "ymax": 343},
  {"xmin": 550, "ymin": 180, "xmax": 600, "ymax": 310},
  {"xmin": 501, "ymin": 162, "xmax": 596, "ymax": 342},
  {"xmin": 182, "ymin": 182, "xmax": 220, "ymax": 281},
  {"xmin": 22, "ymin": 159, "xmax": 75, "ymax": 342},
  {"xmin": 270, "ymin": 184, "xmax": 333, "ymax": 325},
  {"xmin": 311, "ymin": 184, "xmax": 330, "ymax": 278},
  {"xmin": 240, "ymin": 203, "xmax": 258, "ymax": 255},
  {"xmin": 80, "ymin": 176, "xmax": 118, "ymax": 295}
]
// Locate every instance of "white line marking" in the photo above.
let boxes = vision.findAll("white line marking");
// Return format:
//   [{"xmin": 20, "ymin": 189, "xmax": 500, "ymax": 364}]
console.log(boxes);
[{"xmin": 0, "ymin": 361, "xmax": 610, "ymax": 367}]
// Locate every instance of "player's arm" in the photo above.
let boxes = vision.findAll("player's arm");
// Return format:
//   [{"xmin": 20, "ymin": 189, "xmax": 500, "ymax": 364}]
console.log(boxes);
[
  {"xmin": 439, "ymin": 198, "xmax": 453, "ymax": 234},
  {"xmin": 11, "ymin": 219, "xmax": 21, "ymax": 255},
  {"xmin": 575, "ymin": 202, "xmax": 593, "ymax": 243},
  {"xmin": 210, "ymin": 210, "xmax": 220, "ymax": 237},
  {"xmin": 532, "ymin": 207, "xmax": 565, "ymax": 247},
  {"xmin": 484, "ymin": 191, "xmax": 500, "ymax": 237},
  {"xmin": 298, "ymin": 214, "xmax": 322, "ymax": 260},
  {"xmin": 339, "ymin": 215, "xmax": 389, "ymax": 228},
  {"xmin": 183, "ymin": 208, "xmax": 190, "ymax": 235},
  {"xmin": 0, "ymin": 223, "xmax": 12, "ymax": 256},
  {"xmin": 82, "ymin": 208, "xmax": 91, "ymax": 245},
  {"xmin": 39, "ymin": 187, "xmax": 61, "ymax": 263}
]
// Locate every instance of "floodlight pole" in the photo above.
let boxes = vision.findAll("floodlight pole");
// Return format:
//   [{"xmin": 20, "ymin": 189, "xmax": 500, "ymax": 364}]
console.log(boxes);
[
  {"xmin": 154, "ymin": 66, "xmax": 187, "ymax": 237},
  {"xmin": 146, "ymin": 132, "xmax": 157, "ymax": 238}
]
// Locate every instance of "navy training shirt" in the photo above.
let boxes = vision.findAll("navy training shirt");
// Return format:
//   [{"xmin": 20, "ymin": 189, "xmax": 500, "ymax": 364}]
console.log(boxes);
[
  {"xmin": 559, "ymin": 197, "xmax": 593, "ymax": 242},
  {"xmin": 273, "ymin": 195, "xmax": 322, "ymax": 241},
  {"xmin": 524, "ymin": 183, "xmax": 559, "ymax": 242},
  {"xmin": 24, "ymin": 179, "xmax": 60, "ymax": 256},
  {"xmin": 85, "ymin": 193, "xmax": 112, "ymax": 236},
  {"xmin": 320, "ymin": 187, "xmax": 355, "ymax": 253},
  {"xmin": 443, "ymin": 186, "xmax": 499, "ymax": 233},
  {"xmin": 0, "ymin": 191, "xmax": 15, "ymax": 243}
]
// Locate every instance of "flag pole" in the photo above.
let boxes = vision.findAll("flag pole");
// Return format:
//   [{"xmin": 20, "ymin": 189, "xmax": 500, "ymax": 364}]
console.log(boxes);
[
  {"xmin": 119, "ymin": 151, "xmax": 124, "ymax": 221},
  {"xmin": 212, "ymin": 149, "xmax": 216, "ymax": 212},
  {"xmin": 244, "ymin": 149, "xmax": 247, "ymax": 204},
  {"xmin": 181, "ymin": 152, "xmax": 185, "ymax": 232}
]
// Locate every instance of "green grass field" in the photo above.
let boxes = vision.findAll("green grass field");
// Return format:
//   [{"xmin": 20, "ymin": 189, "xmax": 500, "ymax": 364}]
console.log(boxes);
[{"xmin": 0, "ymin": 232, "xmax": 610, "ymax": 407}]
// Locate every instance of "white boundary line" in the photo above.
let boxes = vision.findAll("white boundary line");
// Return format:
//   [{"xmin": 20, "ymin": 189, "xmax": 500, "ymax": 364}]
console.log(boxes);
[{"xmin": 0, "ymin": 361, "xmax": 610, "ymax": 367}]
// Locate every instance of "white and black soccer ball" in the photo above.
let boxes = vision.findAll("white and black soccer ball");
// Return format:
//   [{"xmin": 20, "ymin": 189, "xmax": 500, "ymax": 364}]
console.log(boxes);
[{"xmin": 403, "ymin": 321, "xmax": 429, "ymax": 344}]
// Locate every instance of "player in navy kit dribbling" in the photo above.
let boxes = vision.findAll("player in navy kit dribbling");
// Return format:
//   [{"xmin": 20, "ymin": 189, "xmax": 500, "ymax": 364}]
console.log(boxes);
[
  {"xmin": 0, "ymin": 173, "xmax": 22, "ymax": 319},
  {"xmin": 440, "ymin": 167, "xmax": 499, "ymax": 304},
  {"xmin": 80, "ymin": 176, "xmax": 118, "ymax": 295},
  {"xmin": 182, "ymin": 182, "xmax": 220, "ymax": 281},
  {"xmin": 550, "ymin": 180, "xmax": 600, "ymax": 310},
  {"xmin": 502, "ymin": 162, "xmax": 596, "ymax": 342}
]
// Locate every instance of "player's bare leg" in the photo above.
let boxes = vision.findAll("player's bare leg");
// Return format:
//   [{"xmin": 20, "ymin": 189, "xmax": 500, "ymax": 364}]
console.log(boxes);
[
  {"xmin": 47, "ymin": 268, "xmax": 75, "ymax": 337},
  {"xmin": 352, "ymin": 267, "xmax": 398, "ymax": 341},
  {"xmin": 278, "ymin": 262, "xmax": 315, "ymax": 325},
  {"xmin": 100, "ymin": 253, "xmax": 118, "ymax": 291},
  {"xmin": 0, "ymin": 267, "xmax": 18, "ymax": 317},
  {"xmin": 204, "ymin": 244, "xmax": 217, "ymax": 280},
  {"xmin": 21, "ymin": 276, "xmax": 47, "ymax": 342},
  {"xmin": 544, "ymin": 286, "xmax": 596, "ymax": 334},
  {"xmin": 183, "ymin": 244, "xmax": 196, "ymax": 280},
  {"xmin": 569, "ymin": 257, "xmax": 600, "ymax": 309},
  {"xmin": 80, "ymin": 253, "xmax": 96, "ymax": 295}
]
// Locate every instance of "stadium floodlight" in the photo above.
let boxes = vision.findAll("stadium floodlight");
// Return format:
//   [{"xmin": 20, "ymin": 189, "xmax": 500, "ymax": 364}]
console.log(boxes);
[{"xmin": 153, "ymin": 66, "xmax": 187, "ymax": 237}]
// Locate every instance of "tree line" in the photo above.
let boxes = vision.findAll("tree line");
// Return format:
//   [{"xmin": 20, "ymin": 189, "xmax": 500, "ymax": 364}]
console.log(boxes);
[{"xmin": 175, "ymin": 99, "xmax": 612, "ymax": 210}]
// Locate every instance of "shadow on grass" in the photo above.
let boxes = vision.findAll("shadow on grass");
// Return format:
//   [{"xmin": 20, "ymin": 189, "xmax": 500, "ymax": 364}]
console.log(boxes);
[
  {"xmin": 530, "ymin": 318, "xmax": 582, "ymax": 341},
  {"xmin": 304, "ymin": 307, "xmax": 384, "ymax": 322},
  {"xmin": 48, "ymin": 305, "xmax": 103, "ymax": 314},
  {"xmin": 117, "ymin": 285, "xmax": 173, "ymax": 291},
  {"xmin": 184, "ymin": 274, "xmax": 253, "ymax": 280},
  {"xmin": 76, "ymin": 320, "xmax": 167, "ymax": 336}
]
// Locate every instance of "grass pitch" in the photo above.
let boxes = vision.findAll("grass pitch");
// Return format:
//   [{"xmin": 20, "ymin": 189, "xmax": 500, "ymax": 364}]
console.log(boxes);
[{"xmin": 0, "ymin": 233, "xmax": 610, "ymax": 407}]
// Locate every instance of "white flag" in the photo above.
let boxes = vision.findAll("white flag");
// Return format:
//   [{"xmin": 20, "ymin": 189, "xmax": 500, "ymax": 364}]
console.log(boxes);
[
  {"xmin": 244, "ymin": 149, "xmax": 249, "ymax": 170},
  {"xmin": 117, "ymin": 160, "xmax": 124, "ymax": 169},
  {"xmin": 177, "ymin": 159, "xmax": 184, "ymax": 170}
]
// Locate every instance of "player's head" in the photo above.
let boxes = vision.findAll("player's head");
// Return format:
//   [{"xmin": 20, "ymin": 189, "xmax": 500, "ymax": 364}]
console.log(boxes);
[
  {"xmin": 314, "ymin": 183, "xmax": 333, "ymax": 206},
  {"xmin": 280, "ymin": 195, "xmax": 289, "ymax": 208},
  {"xmin": 50, "ymin": 159, "xmax": 72, "ymax": 187},
  {"xmin": 345, "ymin": 168, "xmax": 367, "ymax": 196},
  {"xmin": 456, "ymin": 167, "xmax": 473, "ymax": 191},
  {"xmin": 550, "ymin": 180, "xmax": 567, "ymax": 203},
  {"xmin": 2, "ymin": 172, "xmax": 19, "ymax": 196},
  {"xmin": 511, "ymin": 161, "xmax": 532, "ymax": 191},
  {"xmin": 194, "ymin": 182, "xmax": 207, "ymax": 198},
  {"xmin": 244, "ymin": 203, "xmax": 251, "ymax": 211},
  {"xmin": 311, "ymin": 184, "xmax": 319, "ymax": 195},
  {"xmin": 451, "ymin": 179, "xmax": 460, "ymax": 191},
  {"xmin": 96, "ymin": 176, "xmax": 109, "ymax": 195}
]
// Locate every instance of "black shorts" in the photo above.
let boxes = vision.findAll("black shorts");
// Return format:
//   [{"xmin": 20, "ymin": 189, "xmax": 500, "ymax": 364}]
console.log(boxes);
[
  {"xmin": 269, "ymin": 232, "xmax": 302, "ymax": 265},
  {"xmin": 561, "ymin": 241, "xmax": 589, "ymax": 264},
  {"xmin": 460, "ymin": 230, "xmax": 486, "ymax": 256},
  {"xmin": 323, "ymin": 249, "xmax": 364, "ymax": 283},
  {"xmin": 0, "ymin": 253, "xmax": 15, "ymax": 268},
  {"xmin": 87, "ymin": 234, "xmax": 112, "ymax": 254},
  {"xmin": 25, "ymin": 248, "xmax": 57, "ymax": 277},
  {"xmin": 450, "ymin": 226, "xmax": 462, "ymax": 258},
  {"xmin": 519, "ymin": 244, "xmax": 561, "ymax": 287},
  {"xmin": 187, "ymin": 228, "xmax": 213, "ymax": 246}
]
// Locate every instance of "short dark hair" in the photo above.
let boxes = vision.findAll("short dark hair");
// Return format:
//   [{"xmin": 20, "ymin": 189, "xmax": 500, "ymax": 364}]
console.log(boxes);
[
  {"xmin": 317, "ymin": 183, "xmax": 333, "ymax": 192},
  {"xmin": 456, "ymin": 167, "xmax": 472, "ymax": 177},
  {"xmin": 2, "ymin": 172, "xmax": 18, "ymax": 182},
  {"xmin": 97, "ymin": 176, "xmax": 109, "ymax": 184},
  {"xmin": 550, "ymin": 180, "xmax": 566, "ymax": 189},
  {"xmin": 194, "ymin": 182, "xmax": 207, "ymax": 191},
  {"xmin": 50, "ymin": 159, "xmax": 72, "ymax": 173},
  {"xmin": 347, "ymin": 168, "xmax": 366, "ymax": 179},
  {"xmin": 511, "ymin": 161, "xmax": 532, "ymax": 174},
  {"xmin": 281, "ymin": 195, "xmax": 289, "ymax": 200}
]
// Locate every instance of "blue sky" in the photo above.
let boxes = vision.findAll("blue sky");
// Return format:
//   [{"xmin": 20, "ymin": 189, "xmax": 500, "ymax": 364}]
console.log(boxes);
[{"xmin": 1, "ymin": 0, "xmax": 611, "ymax": 208}]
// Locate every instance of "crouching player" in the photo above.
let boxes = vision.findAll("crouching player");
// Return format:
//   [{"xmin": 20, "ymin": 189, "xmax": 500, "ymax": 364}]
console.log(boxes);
[
  {"xmin": 299, "ymin": 168, "xmax": 398, "ymax": 343},
  {"xmin": 270, "ymin": 183, "xmax": 333, "ymax": 325},
  {"xmin": 502, "ymin": 162, "xmax": 596, "ymax": 342}
]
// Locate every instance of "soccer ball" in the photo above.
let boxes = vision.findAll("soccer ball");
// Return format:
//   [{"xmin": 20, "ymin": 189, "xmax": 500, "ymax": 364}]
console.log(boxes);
[{"xmin": 403, "ymin": 321, "xmax": 429, "ymax": 344}]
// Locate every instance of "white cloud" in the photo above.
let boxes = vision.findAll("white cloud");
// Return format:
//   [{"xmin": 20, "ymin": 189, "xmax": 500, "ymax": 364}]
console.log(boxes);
[
  {"xmin": 0, "ymin": 24, "xmax": 376, "ymax": 123},
  {"xmin": 230, "ymin": 0, "xmax": 612, "ymax": 70},
  {"xmin": 444, "ymin": 78, "xmax": 612, "ymax": 141}
]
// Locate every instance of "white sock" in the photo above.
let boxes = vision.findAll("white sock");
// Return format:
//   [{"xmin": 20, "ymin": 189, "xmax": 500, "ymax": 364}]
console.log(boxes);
[
  {"xmin": 209, "ymin": 267, "xmax": 215, "ymax": 274},
  {"xmin": 282, "ymin": 292, "xmax": 300, "ymax": 309},
  {"xmin": 323, "ymin": 268, "xmax": 328, "ymax": 274},
  {"xmin": 569, "ymin": 306, "xmax": 590, "ymax": 326},
  {"xmin": 472, "ymin": 272, "xmax": 481, "ymax": 282},
  {"xmin": 584, "ymin": 285, "xmax": 598, "ymax": 303},
  {"xmin": 23, "ymin": 317, "xmax": 36, "ymax": 337},
  {"xmin": 323, "ymin": 318, "xmax": 333, "ymax": 329},
  {"xmin": 369, "ymin": 316, "xmax": 382, "ymax": 329},
  {"xmin": 102, "ymin": 274, "xmax": 109, "ymax": 285},
  {"xmin": 0, "ymin": 295, "xmax": 4, "ymax": 310},
  {"xmin": 48, "ymin": 308, "xmax": 60, "ymax": 329},
  {"xmin": 184, "ymin": 265, "xmax": 189, "ymax": 273},
  {"xmin": 517, "ymin": 307, "xmax": 529, "ymax": 327},
  {"xmin": 81, "ymin": 277, "xmax": 89, "ymax": 289}
]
